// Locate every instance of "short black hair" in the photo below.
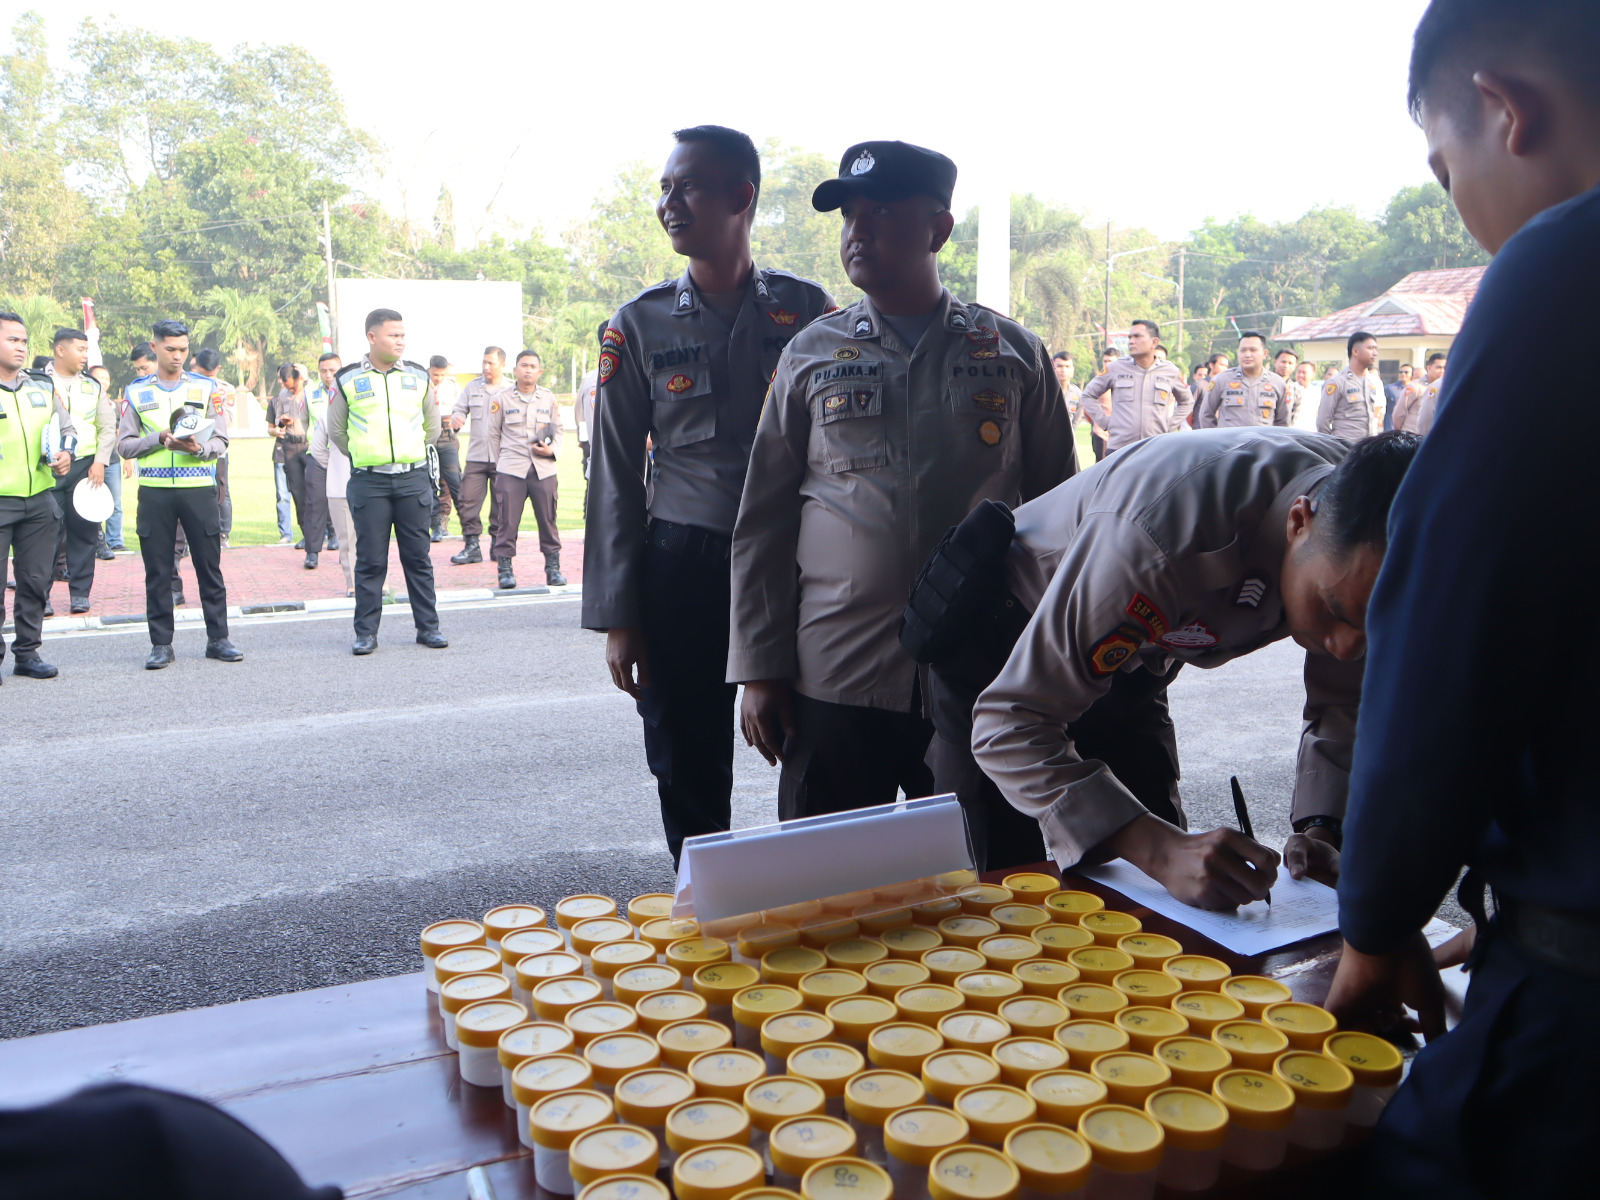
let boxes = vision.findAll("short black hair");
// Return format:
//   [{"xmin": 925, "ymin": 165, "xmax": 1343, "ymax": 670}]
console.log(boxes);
[
  {"xmin": 1131, "ymin": 319, "xmax": 1160, "ymax": 339},
  {"xmin": 483, "ymin": 345, "xmax": 506, "ymax": 364},
  {"xmin": 130, "ymin": 342, "xmax": 155, "ymax": 363},
  {"xmin": 1100, "ymin": 346, "xmax": 1118, "ymax": 359},
  {"xmin": 1311, "ymin": 431, "xmax": 1422, "ymax": 558},
  {"xmin": 277, "ymin": 363, "xmax": 296, "ymax": 384},
  {"xmin": 516, "ymin": 349, "xmax": 541, "ymax": 365},
  {"xmin": 1274, "ymin": 347, "xmax": 1298, "ymax": 360},
  {"xmin": 192, "ymin": 347, "xmax": 222, "ymax": 371},
  {"xmin": 597, "ymin": 320, "xmax": 610, "ymax": 349},
  {"xmin": 1347, "ymin": 330, "xmax": 1376, "ymax": 357},
  {"xmin": 318, "ymin": 352, "xmax": 341, "ymax": 365},
  {"xmin": 1426, "ymin": 351, "xmax": 1448, "ymax": 366},
  {"xmin": 1052, "ymin": 351, "xmax": 1073, "ymax": 362},
  {"xmin": 1407, "ymin": 0, "xmax": 1600, "ymax": 125},
  {"xmin": 1206, "ymin": 352, "xmax": 1229, "ymax": 367},
  {"xmin": 428, "ymin": 355, "xmax": 449, "ymax": 370},
  {"xmin": 53, "ymin": 327, "xmax": 87, "ymax": 346},
  {"xmin": 0, "ymin": 310, "xmax": 22, "ymax": 330},
  {"xmin": 673, "ymin": 125, "xmax": 762, "ymax": 207},
  {"xmin": 31, "ymin": 354, "xmax": 50, "ymax": 369},
  {"xmin": 365, "ymin": 308, "xmax": 402, "ymax": 333},
  {"xmin": 1238, "ymin": 331, "xmax": 1267, "ymax": 348},
  {"xmin": 151, "ymin": 319, "xmax": 189, "ymax": 341}
]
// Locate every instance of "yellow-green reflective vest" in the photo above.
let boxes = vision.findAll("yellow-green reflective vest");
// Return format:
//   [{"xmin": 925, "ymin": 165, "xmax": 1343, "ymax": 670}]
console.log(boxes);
[
  {"xmin": 0, "ymin": 371, "xmax": 61, "ymax": 497},
  {"xmin": 337, "ymin": 360, "xmax": 429, "ymax": 468},
  {"xmin": 129, "ymin": 372, "xmax": 218, "ymax": 488},
  {"xmin": 307, "ymin": 384, "xmax": 330, "ymax": 433},
  {"xmin": 57, "ymin": 374, "xmax": 103, "ymax": 458}
]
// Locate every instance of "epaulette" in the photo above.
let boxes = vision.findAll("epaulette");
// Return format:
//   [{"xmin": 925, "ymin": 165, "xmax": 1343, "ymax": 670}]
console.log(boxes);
[
  {"xmin": 333, "ymin": 362, "xmax": 364, "ymax": 383},
  {"xmin": 23, "ymin": 368, "xmax": 51, "ymax": 384},
  {"xmin": 621, "ymin": 278, "xmax": 677, "ymax": 312},
  {"xmin": 129, "ymin": 373, "xmax": 157, "ymax": 386},
  {"xmin": 402, "ymin": 359, "xmax": 429, "ymax": 373}
]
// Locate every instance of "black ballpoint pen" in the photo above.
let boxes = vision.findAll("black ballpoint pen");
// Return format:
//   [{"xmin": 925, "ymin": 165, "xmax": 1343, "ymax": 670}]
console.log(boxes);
[{"xmin": 1230, "ymin": 775, "xmax": 1272, "ymax": 907}]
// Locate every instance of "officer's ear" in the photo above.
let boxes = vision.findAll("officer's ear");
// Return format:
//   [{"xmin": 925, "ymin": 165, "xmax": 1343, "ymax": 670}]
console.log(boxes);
[
  {"xmin": 731, "ymin": 180, "xmax": 757, "ymax": 223},
  {"xmin": 930, "ymin": 208, "xmax": 956, "ymax": 254}
]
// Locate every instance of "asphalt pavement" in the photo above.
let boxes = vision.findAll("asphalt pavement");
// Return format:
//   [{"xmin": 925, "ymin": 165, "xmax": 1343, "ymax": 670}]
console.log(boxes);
[{"xmin": 1, "ymin": 600, "xmax": 1458, "ymax": 1039}]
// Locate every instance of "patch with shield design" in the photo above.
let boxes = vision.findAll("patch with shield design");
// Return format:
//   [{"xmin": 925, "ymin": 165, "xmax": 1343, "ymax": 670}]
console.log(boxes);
[
  {"xmin": 853, "ymin": 389, "xmax": 874, "ymax": 412},
  {"xmin": 1089, "ymin": 623, "xmax": 1145, "ymax": 676},
  {"xmin": 972, "ymin": 389, "xmax": 1007, "ymax": 413},
  {"xmin": 598, "ymin": 351, "xmax": 618, "ymax": 382}
]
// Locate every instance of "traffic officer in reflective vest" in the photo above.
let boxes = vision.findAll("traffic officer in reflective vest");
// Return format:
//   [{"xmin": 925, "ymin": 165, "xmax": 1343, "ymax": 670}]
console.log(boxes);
[
  {"xmin": 0, "ymin": 310, "xmax": 74, "ymax": 679},
  {"xmin": 298, "ymin": 352, "xmax": 338, "ymax": 568},
  {"xmin": 329, "ymin": 308, "xmax": 448, "ymax": 656},
  {"xmin": 1195, "ymin": 331, "xmax": 1290, "ymax": 428},
  {"xmin": 729, "ymin": 141, "xmax": 1078, "ymax": 820},
  {"xmin": 47, "ymin": 326, "xmax": 116, "ymax": 614},
  {"xmin": 584, "ymin": 125, "xmax": 836, "ymax": 865},
  {"xmin": 957, "ymin": 429, "xmax": 1417, "ymax": 903},
  {"xmin": 116, "ymin": 319, "xmax": 242, "ymax": 669},
  {"xmin": 1318, "ymin": 331, "xmax": 1386, "ymax": 440}
]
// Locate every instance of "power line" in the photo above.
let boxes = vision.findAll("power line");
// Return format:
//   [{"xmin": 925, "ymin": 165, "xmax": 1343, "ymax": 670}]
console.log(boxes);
[{"xmin": 36, "ymin": 210, "xmax": 321, "ymax": 251}]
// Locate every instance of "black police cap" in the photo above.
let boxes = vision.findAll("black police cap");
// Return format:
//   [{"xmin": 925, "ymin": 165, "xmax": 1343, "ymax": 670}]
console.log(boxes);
[{"xmin": 812, "ymin": 141, "xmax": 958, "ymax": 212}]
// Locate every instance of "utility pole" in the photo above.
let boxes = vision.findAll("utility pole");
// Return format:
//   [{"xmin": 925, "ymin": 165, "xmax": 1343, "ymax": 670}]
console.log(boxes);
[
  {"xmin": 1103, "ymin": 222, "xmax": 1112, "ymax": 353},
  {"xmin": 1176, "ymin": 247, "xmax": 1186, "ymax": 363},
  {"xmin": 321, "ymin": 199, "xmax": 338, "ymax": 355}
]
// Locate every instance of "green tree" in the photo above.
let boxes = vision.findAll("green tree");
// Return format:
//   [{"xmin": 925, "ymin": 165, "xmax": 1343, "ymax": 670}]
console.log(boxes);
[
  {"xmin": 0, "ymin": 292, "xmax": 71, "ymax": 359},
  {"xmin": 190, "ymin": 286, "xmax": 285, "ymax": 392}
]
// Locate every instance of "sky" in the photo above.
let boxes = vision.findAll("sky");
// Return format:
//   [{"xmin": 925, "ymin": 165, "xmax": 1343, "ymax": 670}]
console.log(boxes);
[{"xmin": 9, "ymin": 0, "xmax": 1439, "ymax": 245}]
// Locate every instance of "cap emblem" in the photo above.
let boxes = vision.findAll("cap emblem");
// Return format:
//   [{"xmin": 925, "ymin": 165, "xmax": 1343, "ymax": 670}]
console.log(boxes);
[{"xmin": 850, "ymin": 150, "xmax": 876, "ymax": 176}]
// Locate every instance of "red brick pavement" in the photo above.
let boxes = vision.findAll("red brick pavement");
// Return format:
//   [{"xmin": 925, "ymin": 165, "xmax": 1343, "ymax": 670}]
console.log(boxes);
[{"xmin": 43, "ymin": 534, "xmax": 586, "ymax": 618}]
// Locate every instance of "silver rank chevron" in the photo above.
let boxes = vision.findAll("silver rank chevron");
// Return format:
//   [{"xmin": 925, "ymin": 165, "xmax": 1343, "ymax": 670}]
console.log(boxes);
[{"xmin": 1236, "ymin": 577, "xmax": 1267, "ymax": 608}]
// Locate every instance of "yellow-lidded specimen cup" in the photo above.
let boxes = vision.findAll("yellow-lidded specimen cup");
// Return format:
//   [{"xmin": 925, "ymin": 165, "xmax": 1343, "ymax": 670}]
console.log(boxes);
[
  {"xmin": 801, "ymin": 1157, "xmax": 892, "ymax": 1200},
  {"xmin": 1152, "ymin": 1036, "xmax": 1233, "ymax": 1093},
  {"xmin": 1321, "ymin": 1030, "xmax": 1404, "ymax": 1127},
  {"xmin": 531, "ymin": 1088, "xmax": 616, "ymax": 1192},
  {"xmin": 883, "ymin": 1107, "xmax": 971, "ymax": 1200},
  {"xmin": 1027, "ymin": 1069, "xmax": 1108, "ymax": 1127},
  {"xmin": 1210, "ymin": 1021, "xmax": 1289, "ymax": 1073},
  {"xmin": 1114, "ymin": 1005, "xmax": 1189, "ymax": 1055},
  {"xmin": 927, "ymin": 1144, "xmax": 1020, "ymax": 1200},
  {"xmin": 769, "ymin": 1116, "xmax": 859, "ymax": 1192},
  {"xmin": 1004, "ymin": 1123, "xmax": 1091, "ymax": 1196},
  {"xmin": 1274, "ymin": 1051, "xmax": 1355, "ymax": 1150},
  {"xmin": 635, "ymin": 988, "xmax": 707, "ymax": 1037},
  {"xmin": 657, "ymin": 1018, "xmax": 733, "ymax": 1069},
  {"xmin": 1213, "ymin": 1070, "xmax": 1294, "ymax": 1171},
  {"xmin": 843, "ymin": 1069, "xmax": 925, "ymax": 1163},
  {"xmin": 866, "ymin": 1021, "xmax": 945, "ymax": 1074},
  {"xmin": 1169, "ymin": 991, "xmax": 1244, "ymax": 1038},
  {"xmin": 1261, "ymin": 1001, "xmax": 1338, "ymax": 1051},
  {"xmin": 921, "ymin": 1049, "xmax": 1001, "ymax": 1106},
  {"xmin": 761, "ymin": 1011, "xmax": 837, "ymax": 1074},
  {"xmin": 1144, "ymin": 1086, "xmax": 1228, "ymax": 1192},
  {"xmin": 991, "ymin": 1036, "xmax": 1069, "ymax": 1089},
  {"xmin": 1090, "ymin": 1052, "xmax": 1172, "ymax": 1107},
  {"xmin": 1219, "ymin": 974, "xmax": 1293, "ymax": 1020},
  {"xmin": 568, "ymin": 1124, "xmax": 660, "ymax": 1187},
  {"xmin": 952, "ymin": 1083, "xmax": 1037, "ymax": 1146},
  {"xmin": 1053, "ymin": 1019, "xmax": 1130, "ymax": 1069},
  {"xmin": 673, "ymin": 1143, "xmax": 766, "ymax": 1200}
]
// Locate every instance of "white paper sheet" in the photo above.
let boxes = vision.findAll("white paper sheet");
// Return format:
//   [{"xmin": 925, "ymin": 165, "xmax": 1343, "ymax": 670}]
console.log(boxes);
[
  {"xmin": 1073, "ymin": 858, "xmax": 1341, "ymax": 956},
  {"xmin": 676, "ymin": 795, "xmax": 974, "ymax": 923}
]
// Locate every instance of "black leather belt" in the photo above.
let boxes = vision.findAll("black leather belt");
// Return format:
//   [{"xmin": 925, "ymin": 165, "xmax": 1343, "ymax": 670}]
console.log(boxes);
[
  {"xmin": 1498, "ymin": 894, "xmax": 1600, "ymax": 979},
  {"xmin": 647, "ymin": 518, "xmax": 731, "ymax": 562}
]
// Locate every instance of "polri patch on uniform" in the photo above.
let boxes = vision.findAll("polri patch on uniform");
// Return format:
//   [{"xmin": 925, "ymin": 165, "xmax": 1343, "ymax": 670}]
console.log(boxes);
[
  {"xmin": 602, "ymin": 327, "xmax": 625, "ymax": 350},
  {"xmin": 824, "ymin": 393, "xmax": 848, "ymax": 414},
  {"xmin": 598, "ymin": 350, "xmax": 619, "ymax": 382},
  {"xmin": 1236, "ymin": 577, "xmax": 1267, "ymax": 608},
  {"xmin": 768, "ymin": 310, "xmax": 798, "ymax": 326},
  {"xmin": 1159, "ymin": 622, "xmax": 1219, "ymax": 650},
  {"xmin": 355, "ymin": 378, "xmax": 373, "ymax": 395},
  {"xmin": 834, "ymin": 346, "xmax": 860, "ymax": 360},
  {"xmin": 966, "ymin": 327, "xmax": 999, "ymax": 342},
  {"xmin": 667, "ymin": 373, "xmax": 693, "ymax": 394},
  {"xmin": 968, "ymin": 346, "xmax": 999, "ymax": 360},
  {"xmin": 854, "ymin": 389, "xmax": 874, "ymax": 411},
  {"xmin": 1324, "ymin": 382, "xmax": 1338, "ymax": 395},
  {"xmin": 1089, "ymin": 623, "xmax": 1145, "ymax": 676},
  {"xmin": 1125, "ymin": 593, "xmax": 1169, "ymax": 639},
  {"xmin": 490, "ymin": 401, "xmax": 500, "ymax": 413},
  {"xmin": 972, "ymin": 389, "xmax": 1007, "ymax": 413},
  {"xmin": 977, "ymin": 419, "xmax": 1002, "ymax": 445},
  {"xmin": 401, "ymin": 376, "xmax": 419, "ymax": 390}
]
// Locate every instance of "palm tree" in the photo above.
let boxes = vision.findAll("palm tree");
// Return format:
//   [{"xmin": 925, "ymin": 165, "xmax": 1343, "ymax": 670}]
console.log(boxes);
[
  {"xmin": 190, "ymin": 286, "xmax": 283, "ymax": 392},
  {"xmin": 0, "ymin": 293, "xmax": 72, "ymax": 361}
]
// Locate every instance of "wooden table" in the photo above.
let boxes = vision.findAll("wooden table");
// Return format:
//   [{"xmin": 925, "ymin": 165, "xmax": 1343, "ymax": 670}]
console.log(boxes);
[{"xmin": 0, "ymin": 867, "xmax": 1463, "ymax": 1198}]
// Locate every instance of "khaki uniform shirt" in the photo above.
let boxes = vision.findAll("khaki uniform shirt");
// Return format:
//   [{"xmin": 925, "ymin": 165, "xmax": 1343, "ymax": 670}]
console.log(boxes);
[
  {"xmin": 1063, "ymin": 382, "xmax": 1084, "ymax": 426},
  {"xmin": 1390, "ymin": 380, "xmax": 1429, "ymax": 433},
  {"xmin": 971, "ymin": 428, "xmax": 1363, "ymax": 868},
  {"xmin": 487, "ymin": 384, "xmax": 561, "ymax": 481},
  {"xmin": 452, "ymin": 374, "xmax": 513, "ymax": 463},
  {"xmin": 583, "ymin": 265, "xmax": 835, "ymax": 630},
  {"xmin": 727, "ymin": 290, "xmax": 1079, "ymax": 710},
  {"xmin": 1079, "ymin": 356, "xmax": 1193, "ymax": 451},
  {"xmin": 1414, "ymin": 379, "xmax": 1444, "ymax": 435},
  {"xmin": 433, "ymin": 377, "xmax": 460, "ymax": 448},
  {"xmin": 1195, "ymin": 367, "xmax": 1289, "ymax": 428},
  {"xmin": 1316, "ymin": 367, "xmax": 1384, "ymax": 440}
]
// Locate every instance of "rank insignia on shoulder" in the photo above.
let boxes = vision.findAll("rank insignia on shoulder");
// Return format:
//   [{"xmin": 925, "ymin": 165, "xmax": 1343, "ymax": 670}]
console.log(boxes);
[
  {"xmin": 1158, "ymin": 622, "xmax": 1219, "ymax": 650},
  {"xmin": 968, "ymin": 347, "xmax": 999, "ymax": 360},
  {"xmin": 951, "ymin": 314, "xmax": 967, "ymax": 329},
  {"xmin": 667, "ymin": 373, "xmax": 693, "ymax": 393},
  {"xmin": 977, "ymin": 419, "xmax": 1002, "ymax": 445},
  {"xmin": 1089, "ymin": 623, "xmax": 1145, "ymax": 676},
  {"xmin": 678, "ymin": 291, "xmax": 693, "ymax": 309},
  {"xmin": 1236, "ymin": 577, "xmax": 1267, "ymax": 608},
  {"xmin": 598, "ymin": 350, "xmax": 619, "ymax": 381},
  {"xmin": 833, "ymin": 346, "xmax": 860, "ymax": 361},
  {"xmin": 1125, "ymin": 593, "xmax": 1169, "ymax": 638},
  {"xmin": 972, "ymin": 389, "xmax": 1007, "ymax": 413},
  {"xmin": 755, "ymin": 278, "xmax": 771, "ymax": 300},
  {"xmin": 768, "ymin": 310, "xmax": 798, "ymax": 326},
  {"xmin": 602, "ymin": 327, "xmax": 625, "ymax": 350},
  {"xmin": 854, "ymin": 318, "xmax": 873, "ymax": 336}
]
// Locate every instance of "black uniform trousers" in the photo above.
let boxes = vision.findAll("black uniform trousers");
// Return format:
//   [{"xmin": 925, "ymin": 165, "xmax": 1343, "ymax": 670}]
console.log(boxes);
[
  {"xmin": 347, "ymin": 467, "xmax": 438, "ymax": 639},
  {"xmin": 778, "ymin": 693, "xmax": 937, "ymax": 821},
  {"xmin": 1, "ymin": 491, "xmax": 59, "ymax": 662},
  {"xmin": 136, "ymin": 485, "xmax": 229, "ymax": 645},
  {"xmin": 281, "ymin": 450, "xmax": 312, "ymax": 544},
  {"xmin": 432, "ymin": 443, "xmax": 462, "ymax": 527},
  {"xmin": 302, "ymin": 456, "xmax": 330, "ymax": 554},
  {"xmin": 637, "ymin": 523, "xmax": 737, "ymax": 866},
  {"xmin": 927, "ymin": 639, "xmax": 1184, "ymax": 873},
  {"xmin": 51, "ymin": 457, "xmax": 100, "ymax": 601}
]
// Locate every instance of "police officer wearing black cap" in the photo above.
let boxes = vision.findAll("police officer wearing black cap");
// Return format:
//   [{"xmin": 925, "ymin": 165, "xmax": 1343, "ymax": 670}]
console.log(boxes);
[{"xmin": 728, "ymin": 141, "xmax": 1077, "ymax": 818}]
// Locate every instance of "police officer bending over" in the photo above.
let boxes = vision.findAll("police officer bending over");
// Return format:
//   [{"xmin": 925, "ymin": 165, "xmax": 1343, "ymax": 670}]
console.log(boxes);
[
  {"xmin": 730, "ymin": 142, "xmax": 1076, "ymax": 819},
  {"xmin": 329, "ymin": 308, "xmax": 448, "ymax": 656},
  {"xmin": 944, "ymin": 429, "xmax": 1418, "ymax": 905},
  {"xmin": 584, "ymin": 126, "xmax": 835, "ymax": 866},
  {"xmin": 0, "ymin": 311, "xmax": 73, "ymax": 680}
]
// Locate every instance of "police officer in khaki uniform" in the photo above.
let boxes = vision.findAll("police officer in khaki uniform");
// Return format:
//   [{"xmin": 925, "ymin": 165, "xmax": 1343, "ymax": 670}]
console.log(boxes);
[
  {"xmin": 1393, "ymin": 351, "xmax": 1446, "ymax": 434},
  {"xmin": 1195, "ymin": 331, "xmax": 1290, "ymax": 428},
  {"xmin": 0, "ymin": 311, "xmax": 74, "ymax": 679},
  {"xmin": 1078, "ymin": 321, "xmax": 1193, "ymax": 451},
  {"xmin": 487, "ymin": 350, "xmax": 564, "ymax": 589},
  {"xmin": 1317, "ymin": 331, "xmax": 1386, "ymax": 440},
  {"xmin": 729, "ymin": 141, "xmax": 1078, "ymax": 820},
  {"xmin": 963, "ymin": 429, "xmax": 1419, "ymax": 904},
  {"xmin": 584, "ymin": 126, "xmax": 835, "ymax": 865},
  {"xmin": 448, "ymin": 348, "xmax": 511, "ymax": 564},
  {"xmin": 46, "ymin": 327, "xmax": 116, "ymax": 614}
]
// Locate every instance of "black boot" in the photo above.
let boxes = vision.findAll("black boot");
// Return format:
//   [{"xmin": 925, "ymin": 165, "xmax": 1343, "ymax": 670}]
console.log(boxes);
[
  {"xmin": 450, "ymin": 534, "xmax": 482, "ymax": 565},
  {"xmin": 96, "ymin": 533, "xmax": 115, "ymax": 561},
  {"xmin": 497, "ymin": 557, "xmax": 516, "ymax": 589},
  {"xmin": 430, "ymin": 518, "xmax": 444, "ymax": 544},
  {"xmin": 544, "ymin": 550, "xmax": 567, "ymax": 587}
]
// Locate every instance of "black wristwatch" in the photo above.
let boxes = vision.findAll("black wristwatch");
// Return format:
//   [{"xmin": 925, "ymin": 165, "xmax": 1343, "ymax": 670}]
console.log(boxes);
[{"xmin": 1292, "ymin": 814, "xmax": 1344, "ymax": 849}]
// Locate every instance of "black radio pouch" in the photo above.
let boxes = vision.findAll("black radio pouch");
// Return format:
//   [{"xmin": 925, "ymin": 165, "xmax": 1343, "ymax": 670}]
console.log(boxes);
[{"xmin": 900, "ymin": 499, "xmax": 1021, "ymax": 666}]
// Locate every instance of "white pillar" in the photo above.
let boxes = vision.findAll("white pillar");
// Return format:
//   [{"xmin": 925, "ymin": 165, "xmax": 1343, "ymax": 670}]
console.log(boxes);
[{"xmin": 976, "ymin": 178, "xmax": 1010, "ymax": 314}]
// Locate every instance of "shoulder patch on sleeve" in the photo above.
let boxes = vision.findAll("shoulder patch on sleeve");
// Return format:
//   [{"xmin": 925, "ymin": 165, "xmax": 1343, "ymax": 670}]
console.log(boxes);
[
  {"xmin": 598, "ymin": 350, "xmax": 619, "ymax": 382},
  {"xmin": 1324, "ymin": 382, "xmax": 1338, "ymax": 395},
  {"xmin": 1124, "ymin": 594, "xmax": 1169, "ymax": 639},
  {"xmin": 1089, "ymin": 623, "xmax": 1146, "ymax": 677}
]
